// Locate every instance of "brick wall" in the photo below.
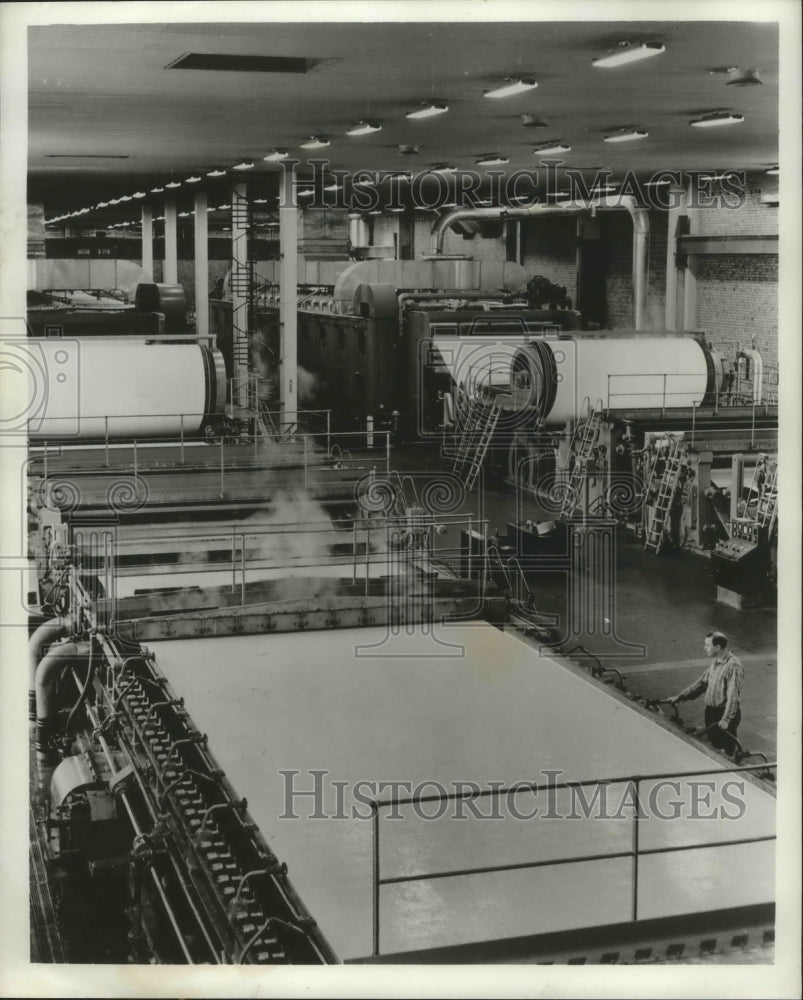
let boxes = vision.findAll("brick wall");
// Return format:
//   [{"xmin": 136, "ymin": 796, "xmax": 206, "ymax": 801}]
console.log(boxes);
[
  {"xmin": 691, "ymin": 185, "xmax": 778, "ymax": 368},
  {"xmin": 520, "ymin": 216, "xmax": 577, "ymax": 301},
  {"xmin": 600, "ymin": 210, "xmax": 669, "ymax": 331},
  {"xmin": 695, "ymin": 255, "xmax": 778, "ymax": 367}
]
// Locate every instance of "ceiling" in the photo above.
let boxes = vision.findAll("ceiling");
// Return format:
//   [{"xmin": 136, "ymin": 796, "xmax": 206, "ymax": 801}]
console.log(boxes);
[{"xmin": 27, "ymin": 19, "xmax": 780, "ymax": 221}]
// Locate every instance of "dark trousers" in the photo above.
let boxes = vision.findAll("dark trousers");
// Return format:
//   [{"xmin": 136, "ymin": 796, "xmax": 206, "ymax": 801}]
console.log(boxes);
[{"xmin": 705, "ymin": 704, "xmax": 741, "ymax": 753}]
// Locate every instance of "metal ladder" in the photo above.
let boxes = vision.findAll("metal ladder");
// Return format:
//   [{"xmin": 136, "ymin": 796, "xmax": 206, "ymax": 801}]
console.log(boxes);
[
  {"xmin": 754, "ymin": 460, "xmax": 778, "ymax": 537},
  {"xmin": 451, "ymin": 394, "xmax": 502, "ymax": 492},
  {"xmin": 557, "ymin": 404, "xmax": 602, "ymax": 520},
  {"xmin": 644, "ymin": 437, "xmax": 685, "ymax": 553}
]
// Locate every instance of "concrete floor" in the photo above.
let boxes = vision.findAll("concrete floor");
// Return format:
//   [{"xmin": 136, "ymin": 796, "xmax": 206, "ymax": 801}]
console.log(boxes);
[{"xmin": 388, "ymin": 443, "xmax": 778, "ymax": 759}]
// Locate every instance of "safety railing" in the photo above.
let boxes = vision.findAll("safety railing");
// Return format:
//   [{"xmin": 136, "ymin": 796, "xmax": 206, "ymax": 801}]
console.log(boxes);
[
  {"xmin": 368, "ymin": 761, "xmax": 777, "ymax": 958},
  {"xmin": 100, "ymin": 511, "xmax": 486, "ymax": 598},
  {"xmin": 30, "ymin": 419, "xmax": 390, "ymax": 500}
]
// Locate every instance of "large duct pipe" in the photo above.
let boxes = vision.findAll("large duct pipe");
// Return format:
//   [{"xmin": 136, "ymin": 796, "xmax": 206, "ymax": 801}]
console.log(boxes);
[
  {"xmin": 35, "ymin": 640, "xmax": 90, "ymax": 762},
  {"xmin": 430, "ymin": 196, "xmax": 650, "ymax": 329},
  {"xmin": 29, "ymin": 617, "xmax": 68, "ymax": 720}
]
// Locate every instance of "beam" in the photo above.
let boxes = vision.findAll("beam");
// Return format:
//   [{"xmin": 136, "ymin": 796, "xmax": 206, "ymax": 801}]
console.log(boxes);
[
  {"xmin": 140, "ymin": 203, "xmax": 153, "ymax": 278},
  {"xmin": 163, "ymin": 199, "xmax": 177, "ymax": 284},
  {"xmin": 678, "ymin": 234, "xmax": 779, "ymax": 256},
  {"xmin": 279, "ymin": 166, "xmax": 299, "ymax": 423},
  {"xmin": 193, "ymin": 190, "xmax": 209, "ymax": 338}
]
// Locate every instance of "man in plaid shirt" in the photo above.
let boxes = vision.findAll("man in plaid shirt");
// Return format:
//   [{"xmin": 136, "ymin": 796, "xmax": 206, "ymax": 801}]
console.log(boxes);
[{"xmin": 668, "ymin": 632, "xmax": 744, "ymax": 753}]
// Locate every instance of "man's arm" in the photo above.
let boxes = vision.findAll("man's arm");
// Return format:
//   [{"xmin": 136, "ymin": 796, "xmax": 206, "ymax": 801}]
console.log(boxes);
[
  {"xmin": 719, "ymin": 662, "xmax": 744, "ymax": 727},
  {"xmin": 669, "ymin": 669, "xmax": 709, "ymax": 703}
]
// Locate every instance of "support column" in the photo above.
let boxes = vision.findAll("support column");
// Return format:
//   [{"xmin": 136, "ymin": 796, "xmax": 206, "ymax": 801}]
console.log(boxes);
[
  {"xmin": 730, "ymin": 454, "xmax": 744, "ymax": 524},
  {"xmin": 141, "ymin": 204, "xmax": 153, "ymax": 278},
  {"xmin": 664, "ymin": 186, "xmax": 685, "ymax": 330},
  {"xmin": 193, "ymin": 190, "xmax": 209, "ymax": 339},
  {"xmin": 279, "ymin": 166, "xmax": 298, "ymax": 423},
  {"xmin": 680, "ymin": 182, "xmax": 699, "ymax": 331},
  {"xmin": 230, "ymin": 180, "xmax": 250, "ymax": 404},
  {"xmin": 164, "ymin": 199, "xmax": 178, "ymax": 284}
]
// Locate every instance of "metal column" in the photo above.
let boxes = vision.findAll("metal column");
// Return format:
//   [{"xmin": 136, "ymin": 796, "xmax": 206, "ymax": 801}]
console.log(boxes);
[
  {"xmin": 664, "ymin": 185, "xmax": 685, "ymax": 330},
  {"xmin": 230, "ymin": 180, "xmax": 251, "ymax": 405},
  {"xmin": 279, "ymin": 166, "xmax": 298, "ymax": 423},
  {"xmin": 141, "ymin": 203, "xmax": 153, "ymax": 278},
  {"xmin": 194, "ymin": 190, "xmax": 209, "ymax": 339},
  {"xmin": 164, "ymin": 199, "xmax": 178, "ymax": 284}
]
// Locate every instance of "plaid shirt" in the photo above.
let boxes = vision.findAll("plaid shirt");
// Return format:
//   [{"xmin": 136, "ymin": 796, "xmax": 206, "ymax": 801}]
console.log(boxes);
[{"xmin": 678, "ymin": 650, "xmax": 744, "ymax": 724}]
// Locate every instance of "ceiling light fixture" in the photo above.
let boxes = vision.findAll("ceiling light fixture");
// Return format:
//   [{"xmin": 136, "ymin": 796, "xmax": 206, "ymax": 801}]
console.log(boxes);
[
  {"xmin": 108, "ymin": 198, "xmax": 121, "ymax": 205},
  {"xmin": 185, "ymin": 176, "xmax": 201, "ymax": 184},
  {"xmin": 690, "ymin": 112, "xmax": 744, "ymax": 127},
  {"xmin": 483, "ymin": 78, "xmax": 538, "ymax": 99},
  {"xmin": 263, "ymin": 149, "xmax": 289, "ymax": 162},
  {"xmin": 765, "ymin": 166, "xmax": 779, "ymax": 176},
  {"xmin": 429, "ymin": 164, "xmax": 457, "ymax": 174},
  {"xmin": 96, "ymin": 201, "xmax": 109, "ymax": 208},
  {"xmin": 388, "ymin": 206, "xmax": 405, "ymax": 212},
  {"xmin": 232, "ymin": 160, "xmax": 254, "ymax": 170},
  {"xmin": 150, "ymin": 186, "xmax": 164, "ymax": 193},
  {"xmin": 206, "ymin": 168, "xmax": 227, "ymax": 177},
  {"xmin": 533, "ymin": 142, "xmax": 571, "ymax": 155},
  {"xmin": 603, "ymin": 128, "xmax": 649, "ymax": 143},
  {"xmin": 346, "ymin": 121, "xmax": 382, "ymax": 136},
  {"xmin": 726, "ymin": 67, "xmax": 762, "ymax": 87},
  {"xmin": 476, "ymin": 154, "xmax": 510, "ymax": 165},
  {"xmin": 384, "ymin": 171, "xmax": 411, "ymax": 180},
  {"xmin": 300, "ymin": 136, "xmax": 331, "ymax": 149},
  {"xmin": 406, "ymin": 102, "xmax": 449, "ymax": 120},
  {"xmin": 119, "ymin": 195, "xmax": 132, "ymax": 202},
  {"xmin": 217, "ymin": 203, "xmax": 231, "ymax": 210},
  {"xmin": 521, "ymin": 115, "xmax": 548, "ymax": 128},
  {"xmin": 179, "ymin": 211, "xmax": 191, "ymax": 217},
  {"xmin": 397, "ymin": 144, "xmax": 420, "ymax": 156},
  {"xmin": 592, "ymin": 42, "xmax": 666, "ymax": 69},
  {"xmin": 165, "ymin": 180, "xmax": 181, "ymax": 189},
  {"xmin": 296, "ymin": 188, "xmax": 315, "ymax": 198},
  {"xmin": 132, "ymin": 191, "xmax": 147, "ymax": 199},
  {"xmin": 323, "ymin": 182, "xmax": 341, "ymax": 192},
  {"xmin": 154, "ymin": 215, "xmax": 165, "ymax": 221},
  {"xmin": 252, "ymin": 197, "xmax": 269, "ymax": 204}
]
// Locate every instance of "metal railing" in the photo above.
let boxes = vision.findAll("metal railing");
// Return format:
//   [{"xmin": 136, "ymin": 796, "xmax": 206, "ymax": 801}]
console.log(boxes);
[{"xmin": 368, "ymin": 761, "xmax": 776, "ymax": 958}]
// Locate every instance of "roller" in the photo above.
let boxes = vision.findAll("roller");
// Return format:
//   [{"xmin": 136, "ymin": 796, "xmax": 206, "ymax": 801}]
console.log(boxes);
[
  {"xmin": 508, "ymin": 335, "xmax": 725, "ymax": 425},
  {"xmin": 28, "ymin": 337, "xmax": 226, "ymax": 440},
  {"xmin": 134, "ymin": 282, "xmax": 187, "ymax": 322}
]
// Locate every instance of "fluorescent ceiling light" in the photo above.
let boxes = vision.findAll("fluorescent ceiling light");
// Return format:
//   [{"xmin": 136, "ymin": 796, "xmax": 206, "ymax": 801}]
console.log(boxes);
[
  {"xmin": 96, "ymin": 201, "xmax": 109, "ymax": 208},
  {"xmin": 206, "ymin": 168, "xmax": 226, "ymax": 177},
  {"xmin": 165, "ymin": 181, "xmax": 181, "ymax": 189},
  {"xmin": 252, "ymin": 197, "xmax": 269, "ymax": 204},
  {"xmin": 521, "ymin": 115, "xmax": 548, "ymax": 128},
  {"xmin": 593, "ymin": 42, "xmax": 666, "ymax": 69},
  {"xmin": 323, "ymin": 182, "xmax": 341, "ymax": 192},
  {"xmin": 726, "ymin": 67, "xmax": 762, "ymax": 87},
  {"xmin": 263, "ymin": 149, "xmax": 289, "ymax": 161},
  {"xmin": 429, "ymin": 164, "xmax": 456, "ymax": 174},
  {"xmin": 296, "ymin": 188, "xmax": 315, "ymax": 198},
  {"xmin": 483, "ymin": 78, "xmax": 538, "ymax": 99},
  {"xmin": 108, "ymin": 198, "xmax": 121, "ymax": 205},
  {"xmin": 185, "ymin": 176, "xmax": 201, "ymax": 184},
  {"xmin": 178, "ymin": 211, "xmax": 191, "ymax": 217},
  {"xmin": 346, "ymin": 121, "xmax": 382, "ymax": 136},
  {"xmin": 603, "ymin": 128, "xmax": 649, "ymax": 143},
  {"xmin": 476, "ymin": 153, "xmax": 509, "ymax": 165},
  {"xmin": 533, "ymin": 142, "xmax": 571, "ymax": 155},
  {"xmin": 700, "ymin": 172, "xmax": 737, "ymax": 182},
  {"xmin": 132, "ymin": 191, "xmax": 147, "ymax": 198},
  {"xmin": 406, "ymin": 102, "xmax": 449, "ymax": 120},
  {"xmin": 300, "ymin": 136, "xmax": 330, "ymax": 149},
  {"xmin": 384, "ymin": 171, "xmax": 411, "ymax": 180},
  {"xmin": 217, "ymin": 203, "xmax": 231, "ymax": 210},
  {"xmin": 388, "ymin": 206, "xmax": 405, "ymax": 212},
  {"xmin": 232, "ymin": 160, "xmax": 254, "ymax": 170},
  {"xmin": 690, "ymin": 112, "xmax": 744, "ymax": 127},
  {"xmin": 119, "ymin": 195, "xmax": 132, "ymax": 202},
  {"xmin": 150, "ymin": 186, "xmax": 164, "ymax": 193},
  {"xmin": 765, "ymin": 166, "xmax": 779, "ymax": 176},
  {"xmin": 154, "ymin": 215, "xmax": 165, "ymax": 221},
  {"xmin": 644, "ymin": 178, "xmax": 671, "ymax": 186}
]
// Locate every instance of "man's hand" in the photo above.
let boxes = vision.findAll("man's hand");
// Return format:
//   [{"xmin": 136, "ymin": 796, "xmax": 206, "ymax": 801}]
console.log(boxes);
[
  {"xmin": 718, "ymin": 718, "xmax": 730, "ymax": 730},
  {"xmin": 666, "ymin": 696, "xmax": 679, "ymax": 705}
]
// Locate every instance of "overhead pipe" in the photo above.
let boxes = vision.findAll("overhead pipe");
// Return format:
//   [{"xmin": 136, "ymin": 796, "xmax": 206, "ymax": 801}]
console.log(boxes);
[
  {"xmin": 738, "ymin": 349, "xmax": 763, "ymax": 404},
  {"xmin": 430, "ymin": 195, "xmax": 650, "ymax": 329},
  {"xmin": 34, "ymin": 640, "xmax": 91, "ymax": 763},
  {"xmin": 29, "ymin": 617, "xmax": 69, "ymax": 721}
]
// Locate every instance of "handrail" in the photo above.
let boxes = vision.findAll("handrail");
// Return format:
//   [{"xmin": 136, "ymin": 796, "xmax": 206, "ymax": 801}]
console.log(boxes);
[{"xmin": 369, "ymin": 760, "xmax": 777, "ymax": 957}]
